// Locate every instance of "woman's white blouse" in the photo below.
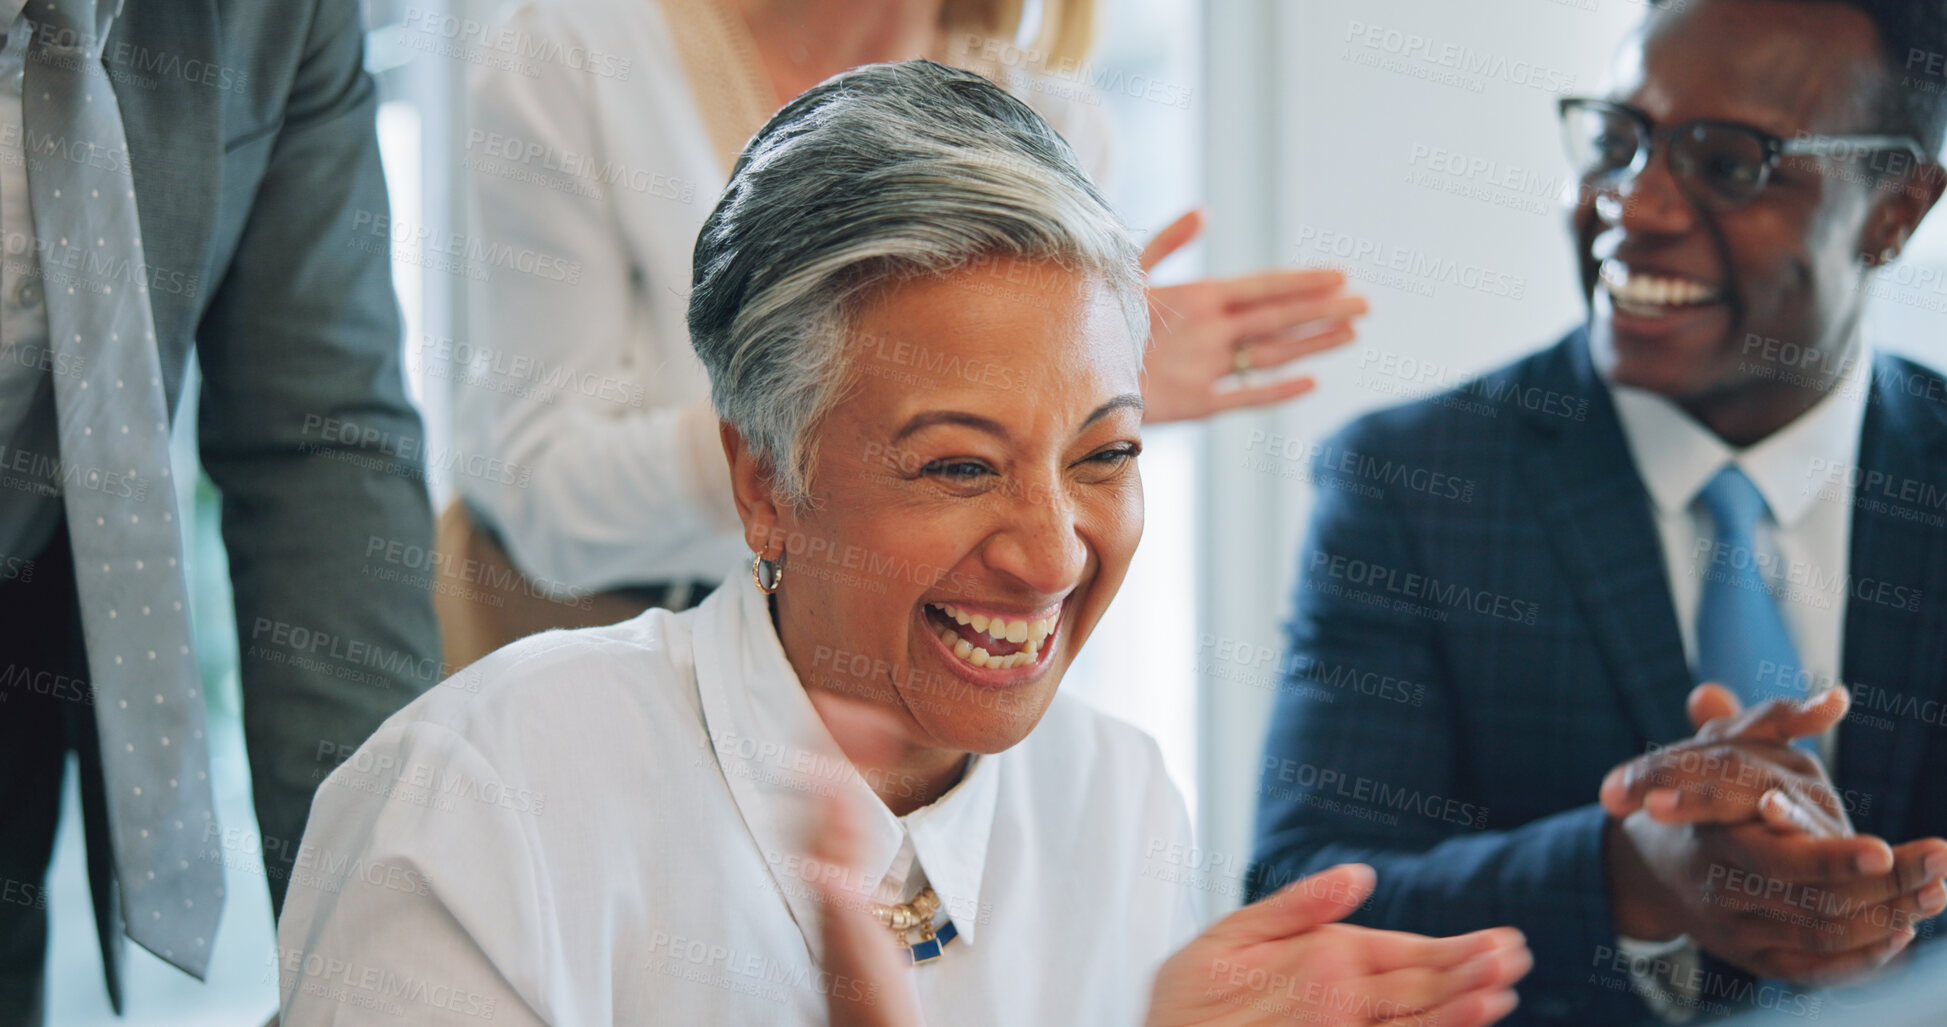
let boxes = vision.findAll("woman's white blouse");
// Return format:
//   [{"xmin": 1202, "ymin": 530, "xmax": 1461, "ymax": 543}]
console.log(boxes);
[
  {"xmin": 276, "ymin": 578, "xmax": 1200, "ymax": 1025},
  {"xmin": 454, "ymin": 0, "xmax": 1116, "ymax": 592}
]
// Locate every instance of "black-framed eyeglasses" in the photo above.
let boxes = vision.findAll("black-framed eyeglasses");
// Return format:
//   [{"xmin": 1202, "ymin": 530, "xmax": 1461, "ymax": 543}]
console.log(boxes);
[{"xmin": 1557, "ymin": 97, "xmax": 1932, "ymax": 211}]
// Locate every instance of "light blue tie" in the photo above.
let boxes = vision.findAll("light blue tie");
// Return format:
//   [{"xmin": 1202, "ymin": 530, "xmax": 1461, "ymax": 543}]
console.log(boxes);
[
  {"xmin": 1695, "ymin": 466, "xmax": 1809, "ymax": 734},
  {"xmin": 23, "ymin": 0, "xmax": 225, "ymax": 978}
]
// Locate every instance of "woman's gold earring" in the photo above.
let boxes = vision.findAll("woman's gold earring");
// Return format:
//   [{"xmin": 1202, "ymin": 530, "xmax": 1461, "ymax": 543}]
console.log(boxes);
[{"xmin": 751, "ymin": 552, "xmax": 784, "ymax": 595}]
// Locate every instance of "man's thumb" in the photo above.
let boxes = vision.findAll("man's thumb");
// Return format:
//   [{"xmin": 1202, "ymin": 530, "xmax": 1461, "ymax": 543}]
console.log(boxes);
[
  {"xmin": 1733, "ymin": 686, "xmax": 1851, "ymax": 746},
  {"xmin": 1786, "ymin": 685, "xmax": 1851, "ymax": 737}
]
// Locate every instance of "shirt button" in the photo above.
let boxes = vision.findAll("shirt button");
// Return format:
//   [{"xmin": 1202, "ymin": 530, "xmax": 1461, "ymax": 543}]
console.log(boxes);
[{"xmin": 16, "ymin": 277, "xmax": 40, "ymax": 308}]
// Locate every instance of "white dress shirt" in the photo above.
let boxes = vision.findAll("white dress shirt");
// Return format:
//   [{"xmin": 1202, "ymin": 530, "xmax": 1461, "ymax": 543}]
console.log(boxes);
[
  {"xmin": 276, "ymin": 574, "xmax": 1200, "ymax": 1025},
  {"xmin": 453, "ymin": 0, "xmax": 1114, "ymax": 592},
  {"xmin": 0, "ymin": 1, "xmax": 61, "ymax": 561},
  {"xmin": 1610, "ymin": 342, "xmax": 1869, "ymax": 739},
  {"xmin": 1604, "ymin": 343, "xmax": 1871, "ymax": 1022}
]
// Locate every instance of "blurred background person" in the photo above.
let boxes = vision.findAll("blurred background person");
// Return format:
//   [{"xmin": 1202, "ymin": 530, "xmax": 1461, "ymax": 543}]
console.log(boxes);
[
  {"xmin": 0, "ymin": 0, "xmax": 439, "ymax": 1024},
  {"xmin": 279, "ymin": 60, "xmax": 1527, "ymax": 1027},
  {"xmin": 436, "ymin": 0, "xmax": 1370, "ymax": 668}
]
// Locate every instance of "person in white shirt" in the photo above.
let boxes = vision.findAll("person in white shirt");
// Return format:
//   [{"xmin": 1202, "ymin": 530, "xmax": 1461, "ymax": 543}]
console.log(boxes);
[
  {"xmin": 434, "ymin": 0, "xmax": 1371, "ymax": 667},
  {"xmin": 277, "ymin": 60, "xmax": 1531, "ymax": 1027}
]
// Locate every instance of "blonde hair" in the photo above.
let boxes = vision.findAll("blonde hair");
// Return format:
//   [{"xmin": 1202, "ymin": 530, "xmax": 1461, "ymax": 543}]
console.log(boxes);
[{"xmin": 944, "ymin": 0, "xmax": 1099, "ymax": 67}]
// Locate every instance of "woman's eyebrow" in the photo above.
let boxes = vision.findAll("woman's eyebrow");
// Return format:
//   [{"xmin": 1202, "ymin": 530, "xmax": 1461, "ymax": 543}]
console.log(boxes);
[
  {"xmin": 891, "ymin": 394, "xmax": 1144, "ymax": 445},
  {"xmin": 892, "ymin": 410, "xmax": 1011, "ymax": 444},
  {"xmin": 1083, "ymin": 393, "xmax": 1144, "ymax": 429},
  {"xmin": 892, "ymin": 394, "xmax": 1143, "ymax": 444}
]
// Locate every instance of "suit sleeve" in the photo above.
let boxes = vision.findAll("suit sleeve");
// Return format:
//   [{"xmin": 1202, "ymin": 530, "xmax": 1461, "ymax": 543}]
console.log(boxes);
[
  {"xmin": 1247, "ymin": 422, "xmax": 1645, "ymax": 1023},
  {"xmin": 194, "ymin": 0, "xmax": 441, "ymax": 915}
]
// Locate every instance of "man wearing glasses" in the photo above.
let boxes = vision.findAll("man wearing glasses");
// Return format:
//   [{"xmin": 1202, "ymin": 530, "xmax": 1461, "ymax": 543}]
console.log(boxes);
[{"xmin": 1252, "ymin": 0, "xmax": 1947, "ymax": 1022}]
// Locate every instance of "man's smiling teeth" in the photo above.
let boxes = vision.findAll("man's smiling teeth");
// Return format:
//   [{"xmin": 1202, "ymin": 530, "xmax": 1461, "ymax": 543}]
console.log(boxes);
[
  {"xmin": 927, "ymin": 602, "xmax": 1054, "ymax": 670},
  {"xmin": 1600, "ymin": 260, "xmax": 1717, "ymax": 309}
]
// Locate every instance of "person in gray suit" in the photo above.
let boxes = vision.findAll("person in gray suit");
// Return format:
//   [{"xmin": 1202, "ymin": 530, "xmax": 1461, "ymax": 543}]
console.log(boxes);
[{"xmin": 0, "ymin": 0, "xmax": 440, "ymax": 1022}]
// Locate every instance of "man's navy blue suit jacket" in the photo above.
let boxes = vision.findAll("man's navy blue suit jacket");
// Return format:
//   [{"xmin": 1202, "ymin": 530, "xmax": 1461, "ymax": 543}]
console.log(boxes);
[{"xmin": 1249, "ymin": 327, "xmax": 1947, "ymax": 1024}]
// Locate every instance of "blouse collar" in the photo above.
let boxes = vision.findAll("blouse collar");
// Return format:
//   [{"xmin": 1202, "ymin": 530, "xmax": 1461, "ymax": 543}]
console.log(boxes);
[{"xmin": 691, "ymin": 577, "xmax": 1000, "ymax": 963}]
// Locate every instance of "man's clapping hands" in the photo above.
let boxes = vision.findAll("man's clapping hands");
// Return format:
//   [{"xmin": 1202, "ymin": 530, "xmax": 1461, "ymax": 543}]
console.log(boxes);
[{"xmin": 1600, "ymin": 684, "xmax": 1947, "ymax": 984}]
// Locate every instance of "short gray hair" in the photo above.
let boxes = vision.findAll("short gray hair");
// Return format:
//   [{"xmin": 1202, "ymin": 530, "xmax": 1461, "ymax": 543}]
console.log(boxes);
[{"xmin": 687, "ymin": 59, "xmax": 1147, "ymax": 508}]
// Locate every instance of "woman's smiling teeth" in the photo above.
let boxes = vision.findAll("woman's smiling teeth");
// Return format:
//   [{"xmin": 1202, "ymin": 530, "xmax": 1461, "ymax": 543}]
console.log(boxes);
[{"xmin": 926, "ymin": 602, "xmax": 1056, "ymax": 670}]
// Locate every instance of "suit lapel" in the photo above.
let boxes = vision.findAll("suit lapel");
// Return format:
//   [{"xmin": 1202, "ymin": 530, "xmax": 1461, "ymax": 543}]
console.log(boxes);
[
  {"xmin": 106, "ymin": 0, "xmax": 221, "ymax": 416},
  {"xmin": 1835, "ymin": 356, "xmax": 1947, "ymax": 837},
  {"xmin": 1517, "ymin": 330, "xmax": 1696, "ymax": 748}
]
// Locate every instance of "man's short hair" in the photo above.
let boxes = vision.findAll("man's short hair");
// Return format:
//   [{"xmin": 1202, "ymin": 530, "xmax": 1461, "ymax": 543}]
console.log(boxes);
[{"xmin": 1657, "ymin": 0, "xmax": 1947, "ymax": 155}]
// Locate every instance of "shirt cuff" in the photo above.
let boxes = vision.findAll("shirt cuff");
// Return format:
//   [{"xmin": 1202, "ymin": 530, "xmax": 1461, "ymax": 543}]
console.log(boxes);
[{"xmin": 1617, "ymin": 933, "xmax": 1703, "ymax": 1024}]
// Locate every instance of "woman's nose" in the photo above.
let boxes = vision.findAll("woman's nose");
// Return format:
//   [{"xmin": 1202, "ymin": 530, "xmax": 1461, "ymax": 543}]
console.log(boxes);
[{"xmin": 983, "ymin": 479, "xmax": 1087, "ymax": 597}]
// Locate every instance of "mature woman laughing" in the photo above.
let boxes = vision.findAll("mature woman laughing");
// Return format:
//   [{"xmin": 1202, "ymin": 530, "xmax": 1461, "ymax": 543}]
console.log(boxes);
[{"xmin": 276, "ymin": 61, "xmax": 1529, "ymax": 1027}]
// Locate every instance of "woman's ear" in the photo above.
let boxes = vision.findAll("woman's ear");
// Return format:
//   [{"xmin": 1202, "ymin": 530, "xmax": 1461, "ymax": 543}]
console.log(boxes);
[{"xmin": 721, "ymin": 421, "xmax": 783, "ymax": 556}]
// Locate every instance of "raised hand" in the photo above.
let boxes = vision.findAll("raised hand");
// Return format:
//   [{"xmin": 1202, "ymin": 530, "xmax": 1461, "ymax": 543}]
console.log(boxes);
[
  {"xmin": 1138, "ymin": 210, "xmax": 1368, "ymax": 422},
  {"xmin": 1598, "ymin": 685, "xmax": 1947, "ymax": 984},
  {"xmin": 809, "ymin": 789, "xmax": 926, "ymax": 1027},
  {"xmin": 1145, "ymin": 864, "xmax": 1530, "ymax": 1027}
]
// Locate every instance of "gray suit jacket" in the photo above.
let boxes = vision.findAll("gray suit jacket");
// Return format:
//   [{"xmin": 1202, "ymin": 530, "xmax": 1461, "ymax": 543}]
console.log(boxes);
[{"xmin": 80, "ymin": 0, "xmax": 439, "ymax": 1002}]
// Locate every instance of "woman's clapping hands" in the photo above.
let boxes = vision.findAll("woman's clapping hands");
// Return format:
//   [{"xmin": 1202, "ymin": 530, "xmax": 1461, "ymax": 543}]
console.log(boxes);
[
  {"xmin": 1144, "ymin": 864, "xmax": 1530, "ymax": 1027},
  {"xmin": 811, "ymin": 793, "xmax": 1530, "ymax": 1027}
]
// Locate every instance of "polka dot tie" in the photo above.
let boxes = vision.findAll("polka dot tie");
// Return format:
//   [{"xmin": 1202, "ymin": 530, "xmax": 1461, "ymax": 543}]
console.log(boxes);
[{"xmin": 23, "ymin": 0, "xmax": 224, "ymax": 978}]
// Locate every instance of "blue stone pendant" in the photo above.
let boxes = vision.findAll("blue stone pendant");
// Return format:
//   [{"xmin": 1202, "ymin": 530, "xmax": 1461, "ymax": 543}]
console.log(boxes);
[{"xmin": 908, "ymin": 920, "xmax": 958, "ymax": 964}]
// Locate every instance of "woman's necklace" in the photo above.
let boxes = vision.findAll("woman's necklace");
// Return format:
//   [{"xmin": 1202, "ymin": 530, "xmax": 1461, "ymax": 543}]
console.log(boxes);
[{"xmin": 872, "ymin": 885, "xmax": 958, "ymax": 964}]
